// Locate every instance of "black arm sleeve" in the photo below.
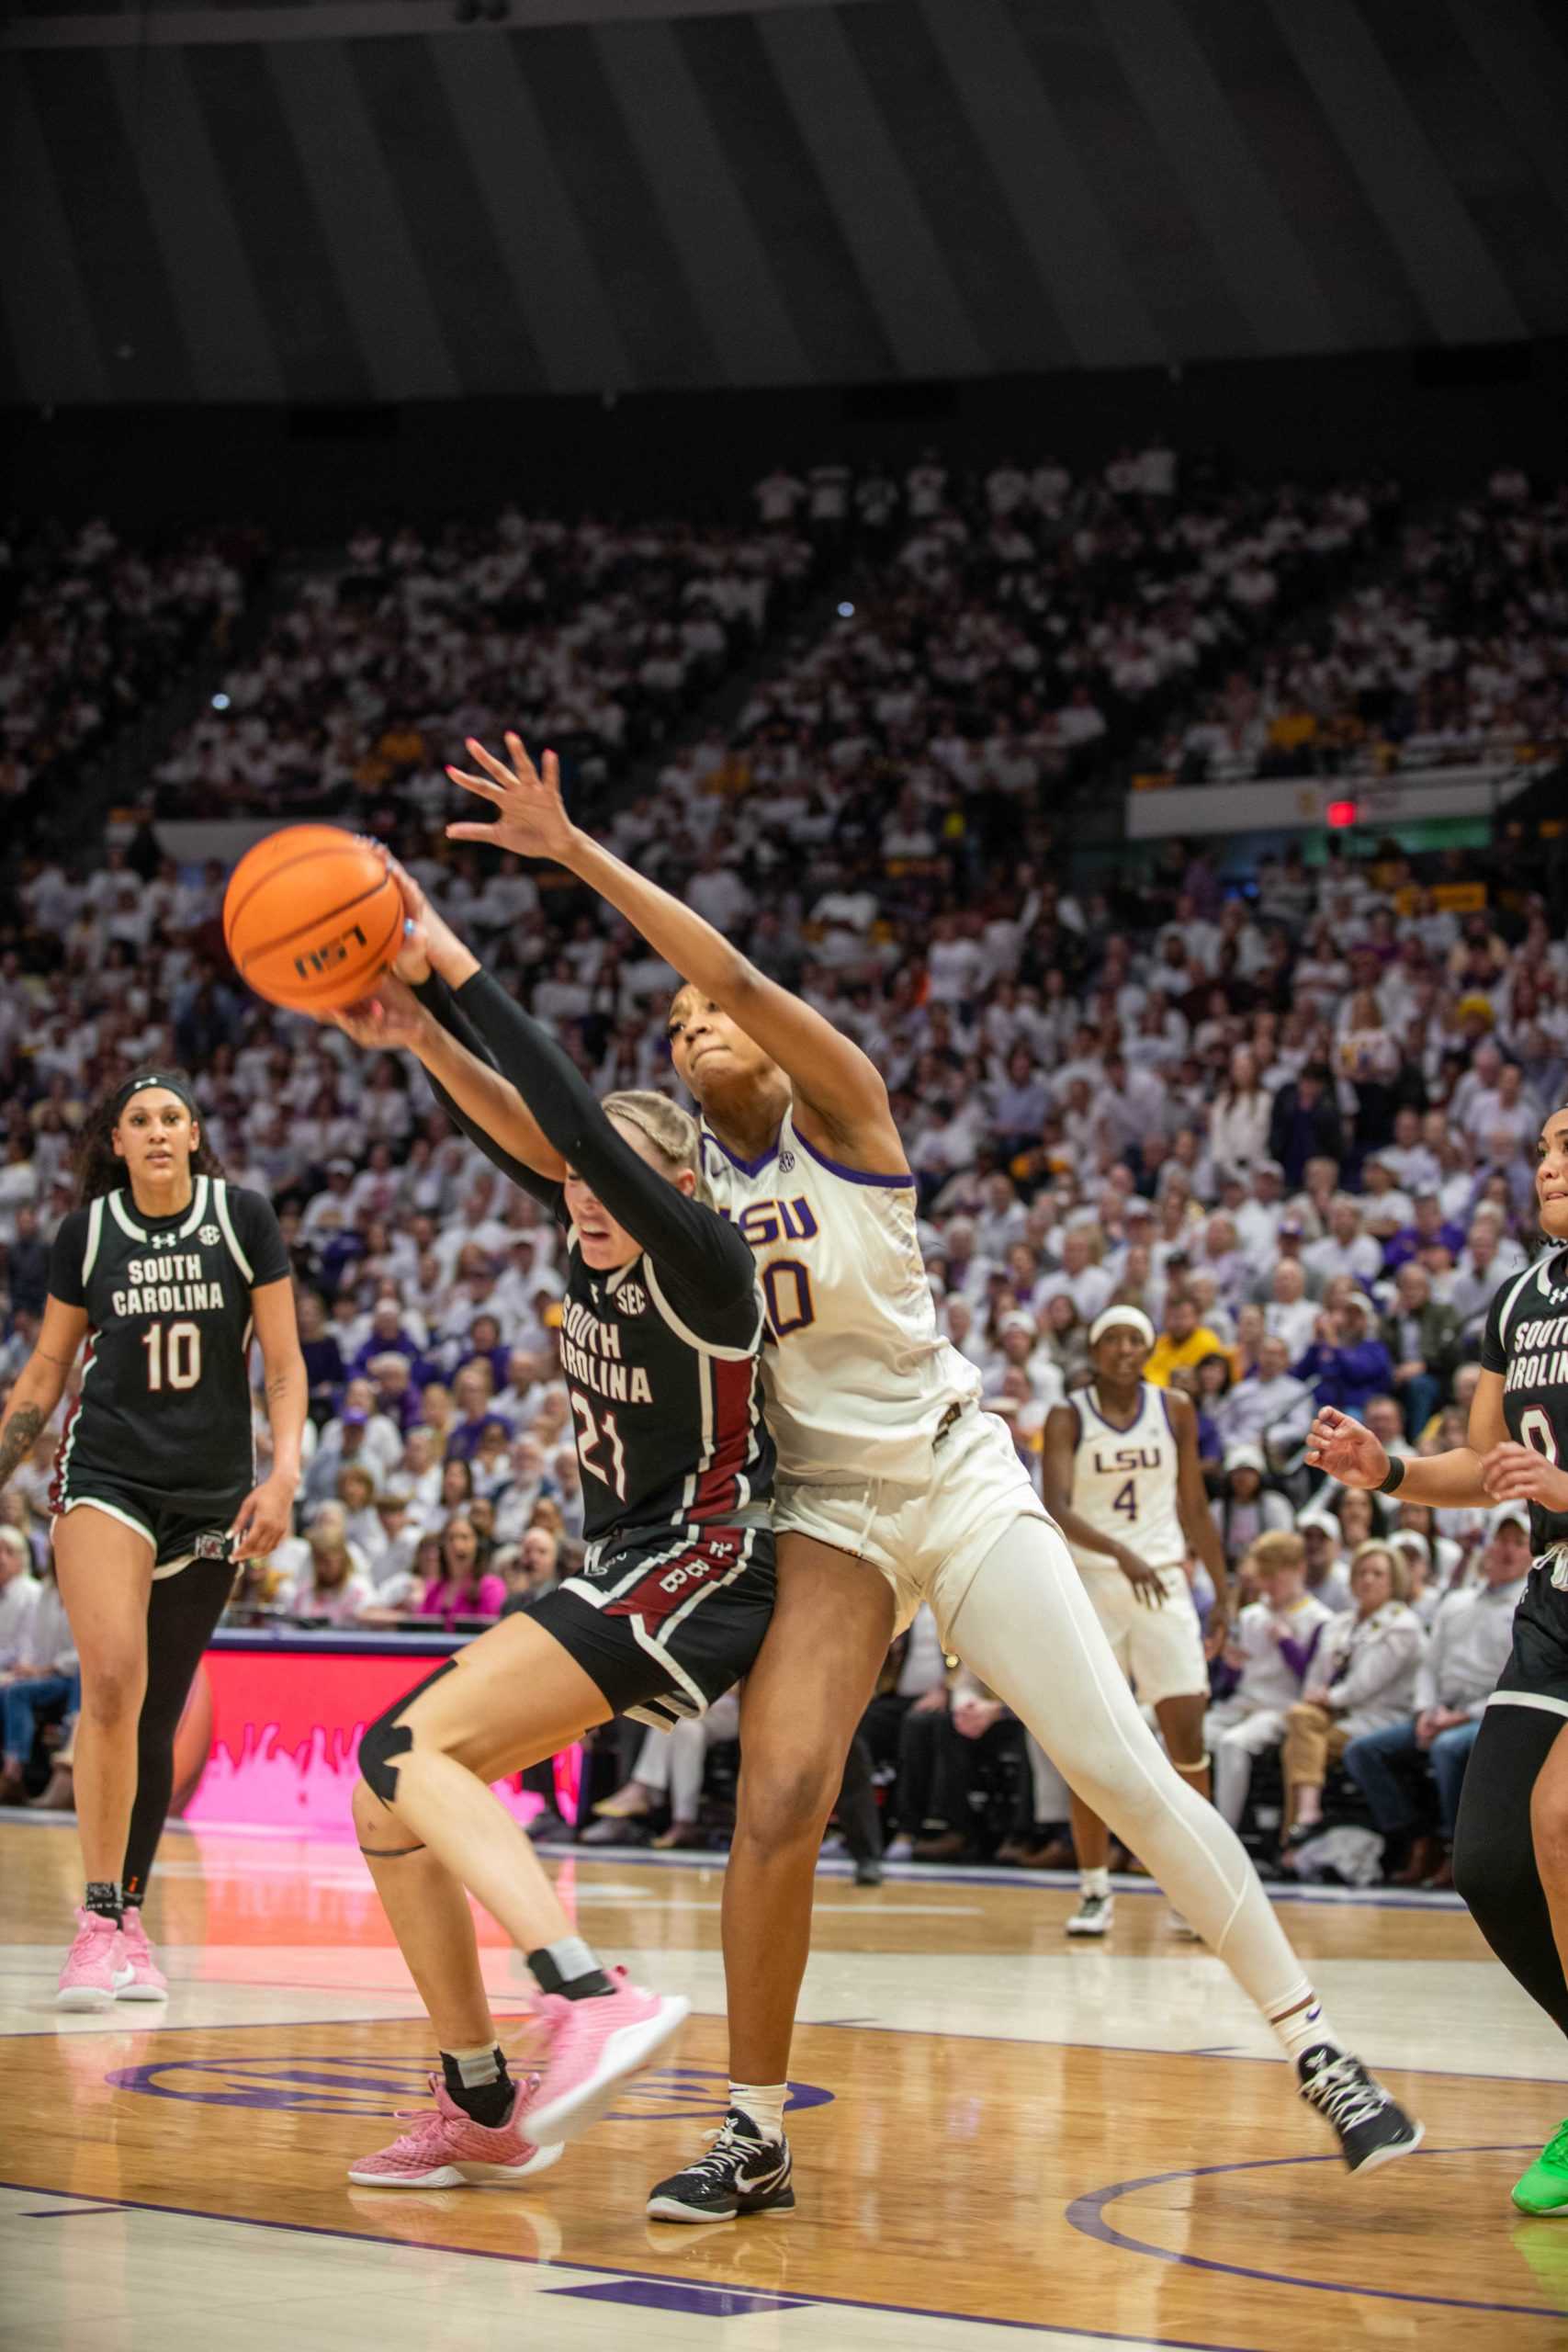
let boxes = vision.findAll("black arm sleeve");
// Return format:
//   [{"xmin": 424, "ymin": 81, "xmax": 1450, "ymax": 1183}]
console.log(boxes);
[
  {"xmin": 412, "ymin": 973, "xmax": 565, "ymax": 1214},
  {"xmin": 452, "ymin": 970, "xmax": 759, "ymax": 1321}
]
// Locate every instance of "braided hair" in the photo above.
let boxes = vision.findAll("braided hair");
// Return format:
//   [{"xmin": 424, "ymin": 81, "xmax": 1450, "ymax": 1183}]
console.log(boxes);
[{"xmin": 72, "ymin": 1067, "xmax": 225, "ymax": 1208}]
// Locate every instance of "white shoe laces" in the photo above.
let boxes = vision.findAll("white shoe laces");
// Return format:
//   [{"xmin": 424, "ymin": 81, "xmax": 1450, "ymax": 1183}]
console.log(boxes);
[{"xmin": 1302, "ymin": 2053, "xmax": 1386, "ymax": 2133}]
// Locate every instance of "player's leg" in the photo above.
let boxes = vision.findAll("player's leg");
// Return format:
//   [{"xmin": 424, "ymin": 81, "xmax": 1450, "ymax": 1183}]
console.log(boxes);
[
  {"xmin": 353, "ymin": 1608, "xmax": 683, "ymax": 2167},
  {"xmin": 944, "ymin": 1515, "xmax": 1421, "ymax": 2170},
  {"xmin": 51, "ymin": 1507, "xmax": 154, "ymax": 1889},
  {"xmin": 1454, "ymin": 1707, "xmax": 1568, "ymax": 2212},
  {"xmin": 722, "ymin": 1533, "xmax": 895, "ymax": 2082},
  {"xmin": 109, "ymin": 1556, "xmax": 235, "ymax": 1998},
  {"xmin": 648, "ymin": 1533, "xmax": 893, "ymax": 2222}
]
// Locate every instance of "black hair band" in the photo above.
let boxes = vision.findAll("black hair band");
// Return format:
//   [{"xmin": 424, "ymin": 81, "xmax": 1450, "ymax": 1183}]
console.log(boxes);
[{"xmin": 112, "ymin": 1072, "xmax": 197, "ymax": 1122}]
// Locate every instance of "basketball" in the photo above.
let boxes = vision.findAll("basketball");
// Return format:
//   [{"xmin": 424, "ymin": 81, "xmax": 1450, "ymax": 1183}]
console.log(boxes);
[{"xmin": 223, "ymin": 825, "xmax": 402, "ymax": 1011}]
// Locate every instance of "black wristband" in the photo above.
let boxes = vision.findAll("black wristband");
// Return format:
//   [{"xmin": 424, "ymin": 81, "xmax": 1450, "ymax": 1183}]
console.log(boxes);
[{"xmin": 1376, "ymin": 1454, "xmax": 1406, "ymax": 1496}]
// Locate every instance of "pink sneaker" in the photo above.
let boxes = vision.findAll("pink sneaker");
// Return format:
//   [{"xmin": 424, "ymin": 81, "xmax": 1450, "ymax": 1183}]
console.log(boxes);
[
  {"xmin": 523, "ymin": 1966, "xmax": 691, "ymax": 2144},
  {"xmin": 57, "ymin": 1907, "xmax": 133, "ymax": 2011},
  {"xmin": 116, "ymin": 1909, "xmax": 168, "ymax": 2002},
  {"xmin": 346, "ymin": 2077, "xmax": 563, "ymax": 2188}
]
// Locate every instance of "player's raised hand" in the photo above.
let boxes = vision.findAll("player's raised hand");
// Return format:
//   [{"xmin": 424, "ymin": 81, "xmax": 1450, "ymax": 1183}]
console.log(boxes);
[
  {"xmin": 329, "ymin": 972, "xmax": 430, "ymax": 1053},
  {"xmin": 1304, "ymin": 1405, "xmax": 1386, "ymax": 1488},
  {"xmin": 1481, "ymin": 1441, "xmax": 1568, "ymax": 1514},
  {"xmin": 446, "ymin": 734, "xmax": 575, "ymax": 864}
]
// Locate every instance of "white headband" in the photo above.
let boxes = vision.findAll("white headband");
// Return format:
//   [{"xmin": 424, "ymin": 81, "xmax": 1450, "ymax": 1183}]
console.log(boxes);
[{"xmin": 1089, "ymin": 1306, "xmax": 1156, "ymax": 1350}]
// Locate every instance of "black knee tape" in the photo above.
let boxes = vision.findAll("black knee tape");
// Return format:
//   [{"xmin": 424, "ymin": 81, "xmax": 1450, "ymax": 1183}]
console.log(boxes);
[{"xmin": 358, "ymin": 1658, "xmax": 458, "ymax": 1804}]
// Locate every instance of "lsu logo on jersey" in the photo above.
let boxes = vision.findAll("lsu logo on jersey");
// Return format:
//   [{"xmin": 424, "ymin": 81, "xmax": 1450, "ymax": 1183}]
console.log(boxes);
[
  {"xmin": 1092, "ymin": 1445, "xmax": 1164, "ymax": 1475},
  {"xmin": 734, "ymin": 1197, "xmax": 818, "ymax": 1249}
]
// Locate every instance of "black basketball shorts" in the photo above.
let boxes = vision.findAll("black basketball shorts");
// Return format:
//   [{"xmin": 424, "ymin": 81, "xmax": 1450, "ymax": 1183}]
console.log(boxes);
[
  {"xmin": 1489, "ymin": 1553, "xmax": 1568, "ymax": 1722},
  {"xmin": 52, "ymin": 1473, "xmax": 246, "ymax": 1580},
  {"xmin": 531, "ymin": 1521, "xmax": 776, "ymax": 1729}
]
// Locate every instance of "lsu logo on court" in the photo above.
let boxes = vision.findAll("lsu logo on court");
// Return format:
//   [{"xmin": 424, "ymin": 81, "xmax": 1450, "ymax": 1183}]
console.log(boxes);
[
  {"xmin": 293, "ymin": 921, "xmax": 367, "ymax": 980},
  {"xmin": 105, "ymin": 2054, "xmax": 833, "ymax": 2124}
]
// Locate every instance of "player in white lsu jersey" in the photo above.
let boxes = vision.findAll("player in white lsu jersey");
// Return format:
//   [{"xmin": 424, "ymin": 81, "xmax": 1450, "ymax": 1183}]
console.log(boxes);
[
  {"xmin": 446, "ymin": 731, "xmax": 1423, "ymax": 2210},
  {"xmin": 1043, "ymin": 1306, "xmax": 1230, "ymax": 1939}
]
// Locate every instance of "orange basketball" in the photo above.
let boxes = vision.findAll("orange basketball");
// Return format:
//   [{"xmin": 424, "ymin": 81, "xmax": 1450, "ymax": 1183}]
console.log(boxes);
[{"xmin": 223, "ymin": 825, "xmax": 402, "ymax": 1012}]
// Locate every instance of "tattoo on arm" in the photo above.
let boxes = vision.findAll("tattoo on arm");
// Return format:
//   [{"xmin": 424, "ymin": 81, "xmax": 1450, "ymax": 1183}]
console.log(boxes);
[{"xmin": 0, "ymin": 1404, "xmax": 45, "ymax": 1491}]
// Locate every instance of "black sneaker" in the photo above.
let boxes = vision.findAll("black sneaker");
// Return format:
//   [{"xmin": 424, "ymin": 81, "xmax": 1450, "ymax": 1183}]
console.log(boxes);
[
  {"xmin": 647, "ymin": 2108, "xmax": 795, "ymax": 2223},
  {"xmin": 853, "ymin": 1857, "xmax": 884, "ymax": 1887},
  {"xmin": 1297, "ymin": 2045, "xmax": 1423, "ymax": 2174}
]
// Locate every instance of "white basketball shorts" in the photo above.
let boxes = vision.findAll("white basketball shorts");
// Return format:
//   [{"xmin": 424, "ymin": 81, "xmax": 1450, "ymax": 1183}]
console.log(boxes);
[
  {"xmin": 1074, "ymin": 1560, "xmax": 1208, "ymax": 1705},
  {"xmin": 772, "ymin": 1402, "xmax": 1051, "ymax": 1646}
]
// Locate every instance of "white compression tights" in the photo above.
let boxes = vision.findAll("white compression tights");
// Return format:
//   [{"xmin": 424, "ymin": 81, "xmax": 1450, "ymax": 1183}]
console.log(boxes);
[{"xmin": 947, "ymin": 1516, "xmax": 1314, "ymax": 2029}]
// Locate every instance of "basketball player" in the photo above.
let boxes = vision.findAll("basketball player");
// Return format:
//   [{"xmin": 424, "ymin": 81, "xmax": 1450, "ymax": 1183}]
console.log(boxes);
[
  {"xmin": 0, "ymin": 1071, "xmax": 305, "ymax": 2007},
  {"xmin": 1309, "ymin": 1102, "xmax": 1568, "ymax": 2215},
  {"xmin": 446, "ymin": 734, "xmax": 1421, "ymax": 2207},
  {"xmin": 1042, "ymin": 1305, "xmax": 1229, "ymax": 1938},
  {"xmin": 320, "ymin": 885, "xmax": 777, "ymax": 2186}
]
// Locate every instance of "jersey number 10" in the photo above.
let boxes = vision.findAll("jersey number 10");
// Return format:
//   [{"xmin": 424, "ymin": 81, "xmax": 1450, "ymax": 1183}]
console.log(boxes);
[{"xmin": 141, "ymin": 1319, "xmax": 202, "ymax": 1391}]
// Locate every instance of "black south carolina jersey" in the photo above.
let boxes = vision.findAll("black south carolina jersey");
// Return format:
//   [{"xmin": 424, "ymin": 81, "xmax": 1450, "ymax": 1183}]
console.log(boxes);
[
  {"xmin": 556, "ymin": 1219, "xmax": 772, "ymax": 1549},
  {"xmin": 412, "ymin": 967, "xmax": 774, "ymax": 1553},
  {"xmin": 1483, "ymin": 1243, "xmax": 1568, "ymax": 1558},
  {"xmin": 47, "ymin": 1175, "xmax": 290, "ymax": 1520}
]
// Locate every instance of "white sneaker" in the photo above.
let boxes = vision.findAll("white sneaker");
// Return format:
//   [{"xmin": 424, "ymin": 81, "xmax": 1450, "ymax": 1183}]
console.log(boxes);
[
  {"xmin": 1066, "ymin": 1890, "xmax": 1114, "ymax": 1938},
  {"xmin": 883, "ymin": 1835, "xmax": 913, "ymax": 1863}
]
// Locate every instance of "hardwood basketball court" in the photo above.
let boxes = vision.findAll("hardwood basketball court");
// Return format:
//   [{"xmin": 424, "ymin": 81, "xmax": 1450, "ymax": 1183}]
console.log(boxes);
[{"xmin": 2, "ymin": 1815, "xmax": 1564, "ymax": 2351}]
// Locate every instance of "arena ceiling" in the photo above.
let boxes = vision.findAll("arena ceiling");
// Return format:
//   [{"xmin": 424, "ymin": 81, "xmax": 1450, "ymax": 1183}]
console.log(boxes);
[{"xmin": 3, "ymin": 0, "xmax": 1566, "ymax": 404}]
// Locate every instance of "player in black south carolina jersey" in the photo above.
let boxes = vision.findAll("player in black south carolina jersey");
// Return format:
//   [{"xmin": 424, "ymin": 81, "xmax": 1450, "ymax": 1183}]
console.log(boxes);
[
  {"xmin": 1305, "ymin": 1102, "xmax": 1568, "ymax": 2216},
  {"xmin": 0, "ymin": 1069, "xmax": 305, "ymax": 2009},
  {"xmin": 322, "ymin": 862, "xmax": 775, "ymax": 2188}
]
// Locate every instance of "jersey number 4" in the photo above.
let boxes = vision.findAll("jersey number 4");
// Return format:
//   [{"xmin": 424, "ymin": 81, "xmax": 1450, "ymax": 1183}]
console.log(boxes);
[
  {"xmin": 141, "ymin": 1320, "xmax": 201, "ymax": 1392},
  {"xmin": 1111, "ymin": 1477, "xmax": 1138, "ymax": 1523},
  {"xmin": 571, "ymin": 1394, "xmax": 628, "ymax": 1501}
]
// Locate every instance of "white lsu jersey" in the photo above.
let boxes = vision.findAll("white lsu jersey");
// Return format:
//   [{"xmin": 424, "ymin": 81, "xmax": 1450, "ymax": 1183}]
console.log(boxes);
[
  {"xmin": 700, "ymin": 1105, "xmax": 979, "ymax": 1487},
  {"xmin": 1068, "ymin": 1383, "xmax": 1186, "ymax": 1574}
]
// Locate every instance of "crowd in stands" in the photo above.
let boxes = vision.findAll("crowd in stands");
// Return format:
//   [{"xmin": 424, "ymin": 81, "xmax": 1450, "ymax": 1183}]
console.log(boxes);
[
  {"xmin": 0, "ymin": 517, "xmax": 264, "ymax": 816},
  {"xmin": 2, "ymin": 445, "xmax": 1565, "ymax": 1878},
  {"xmin": 150, "ymin": 510, "xmax": 819, "ymax": 817}
]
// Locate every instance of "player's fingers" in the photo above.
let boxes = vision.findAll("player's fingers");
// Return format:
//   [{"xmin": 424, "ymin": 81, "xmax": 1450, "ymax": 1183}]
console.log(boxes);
[
  {"xmin": 543, "ymin": 748, "xmax": 561, "ymax": 791},
  {"xmin": 445, "ymin": 823, "xmax": 495, "ymax": 842},
  {"xmin": 466, "ymin": 736, "xmax": 520, "ymax": 787},
  {"xmin": 445, "ymin": 764, "xmax": 503, "ymax": 800},
  {"xmin": 502, "ymin": 729, "xmax": 540, "ymax": 781}
]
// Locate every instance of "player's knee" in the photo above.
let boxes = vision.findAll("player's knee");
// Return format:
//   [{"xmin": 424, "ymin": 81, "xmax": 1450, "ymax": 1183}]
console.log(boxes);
[
  {"xmin": 352, "ymin": 1773, "xmax": 398, "ymax": 1841},
  {"xmin": 737, "ymin": 1752, "xmax": 839, "ymax": 1853},
  {"xmin": 81, "ymin": 1661, "xmax": 147, "ymax": 1728},
  {"xmin": 1283, "ymin": 1702, "xmax": 1314, "ymax": 1732},
  {"xmin": 1532, "ymin": 1788, "xmax": 1568, "ymax": 1889}
]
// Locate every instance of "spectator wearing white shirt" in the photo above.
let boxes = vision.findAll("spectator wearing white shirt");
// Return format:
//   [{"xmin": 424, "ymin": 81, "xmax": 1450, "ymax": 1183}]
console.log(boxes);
[
  {"xmin": 274, "ymin": 1506, "xmax": 376, "ymax": 1626},
  {"xmin": 1205, "ymin": 1531, "xmax": 1335, "ymax": 1827},
  {"xmin": 1302, "ymin": 1197, "xmax": 1382, "ymax": 1288}
]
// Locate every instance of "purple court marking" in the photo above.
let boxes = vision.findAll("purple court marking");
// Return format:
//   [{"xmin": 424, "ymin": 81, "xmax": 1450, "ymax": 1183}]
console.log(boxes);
[
  {"xmin": 1067, "ymin": 2144, "xmax": 1552, "ymax": 2315},
  {"xmin": 102, "ymin": 2054, "xmax": 832, "ymax": 2124},
  {"xmin": 548, "ymin": 2279, "xmax": 811, "ymax": 2317},
  {"xmin": 24, "ymin": 2205, "xmax": 126, "ymax": 2219},
  {"xmin": 0, "ymin": 2176, "xmax": 1273, "ymax": 2351}
]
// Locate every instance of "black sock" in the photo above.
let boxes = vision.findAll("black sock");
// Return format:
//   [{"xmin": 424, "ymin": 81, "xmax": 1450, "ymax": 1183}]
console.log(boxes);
[
  {"xmin": 528, "ymin": 1935, "xmax": 615, "ymax": 1999},
  {"xmin": 84, "ymin": 1882, "xmax": 122, "ymax": 1924},
  {"xmin": 440, "ymin": 2046, "xmax": 514, "ymax": 2128}
]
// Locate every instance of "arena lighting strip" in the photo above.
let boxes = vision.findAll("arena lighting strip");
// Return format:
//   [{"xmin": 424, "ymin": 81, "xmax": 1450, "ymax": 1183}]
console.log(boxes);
[{"xmin": 0, "ymin": 0, "xmax": 885, "ymax": 49}]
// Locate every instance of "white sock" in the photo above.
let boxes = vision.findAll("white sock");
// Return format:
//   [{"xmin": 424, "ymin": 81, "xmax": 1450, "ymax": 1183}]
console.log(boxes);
[
  {"xmin": 1268, "ymin": 1993, "xmax": 1341, "ymax": 2066},
  {"xmin": 729, "ymin": 2079, "xmax": 787, "ymax": 2141},
  {"xmin": 1081, "ymin": 1867, "xmax": 1111, "ymax": 1899},
  {"xmin": 445, "ymin": 2041, "xmax": 502, "ymax": 2086}
]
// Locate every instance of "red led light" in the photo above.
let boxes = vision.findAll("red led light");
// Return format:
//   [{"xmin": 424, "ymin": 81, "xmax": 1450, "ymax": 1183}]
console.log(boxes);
[{"xmin": 1325, "ymin": 799, "xmax": 1358, "ymax": 829}]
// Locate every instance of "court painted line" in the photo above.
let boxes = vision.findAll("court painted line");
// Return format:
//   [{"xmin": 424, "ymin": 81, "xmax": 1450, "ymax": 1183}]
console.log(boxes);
[
  {"xmin": 0, "ymin": 2177, "xmax": 1272, "ymax": 2352},
  {"xmin": 1067, "ymin": 2146, "xmax": 1551, "ymax": 2316}
]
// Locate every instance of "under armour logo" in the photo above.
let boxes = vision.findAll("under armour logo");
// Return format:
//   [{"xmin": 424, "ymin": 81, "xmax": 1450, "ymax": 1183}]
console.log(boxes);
[{"xmin": 155, "ymin": 1234, "xmax": 175, "ymax": 1250}]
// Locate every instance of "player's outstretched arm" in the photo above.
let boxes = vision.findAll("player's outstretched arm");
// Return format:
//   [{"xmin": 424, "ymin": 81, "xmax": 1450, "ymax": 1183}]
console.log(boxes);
[
  {"xmin": 446, "ymin": 734, "xmax": 902, "ymax": 1159},
  {"xmin": 0, "ymin": 1296, "xmax": 87, "ymax": 1490},
  {"xmin": 450, "ymin": 968, "xmax": 754, "ymax": 1315},
  {"xmin": 1304, "ymin": 1379, "xmax": 1502, "ymax": 1508}
]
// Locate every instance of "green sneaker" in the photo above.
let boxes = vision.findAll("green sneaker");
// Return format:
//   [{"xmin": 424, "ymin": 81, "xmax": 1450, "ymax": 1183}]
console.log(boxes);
[{"xmin": 1513, "ymin": 2120, "xmax": 1568, "ymax": 2216}]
